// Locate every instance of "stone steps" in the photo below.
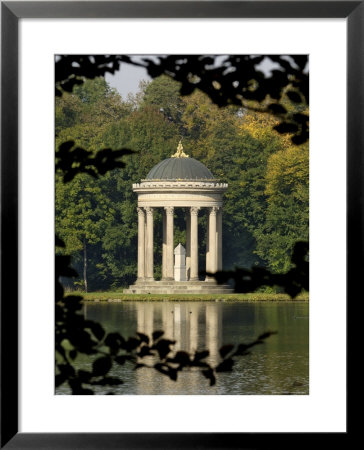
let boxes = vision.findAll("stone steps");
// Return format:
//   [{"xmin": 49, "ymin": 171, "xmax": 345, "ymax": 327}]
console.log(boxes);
[
  {"xmin": 123, "ymin": 289, "xmax": 234, "ymax": 294},
  {"xmin": 134, "ymin": 280, "xmax": 226, "ymax": 286},
  {"xmin": 124, "ymin": 280, "xmax": 234, "ymax": 294},
  {"xmin": 133, "ymin": 284, "xmax": 231, "ymax": 289}
]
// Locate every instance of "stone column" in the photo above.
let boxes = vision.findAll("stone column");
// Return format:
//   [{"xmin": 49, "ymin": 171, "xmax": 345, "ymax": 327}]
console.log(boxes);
[
  {"xmin": 205, "ymin": 213, "xmax": 210, "ymax": 276},
  {"xmin": 217, "ymin": 207, "xmax": 223, "ymax": 271},
  {"xmin": 145, "ymin": 207, "xmax": 154, "ymax": 280},
  {"xmin": 185, "ymin": 211, "xmax": 191, "ymax": 280},
  {"xmin": 190, "ymin": 206, "xmax": 200, "ymax": 281},
  {"xmin": 206, "ymin": 206, "xmax": 218, "ymax": 280},
  {"xmin": 162, "ymin": 210, "xmax": 167, "ymax": 280},
  {"xmin": 137, "ymin": 207, "xmax": 145, "ymax": 281},
  {"xmin": 165, "ymin": 206, "xmax": 174, "ymax": 280},
  {"xmin": 144, "ymin": 218, "xmax": 147, "ymax": 275}
]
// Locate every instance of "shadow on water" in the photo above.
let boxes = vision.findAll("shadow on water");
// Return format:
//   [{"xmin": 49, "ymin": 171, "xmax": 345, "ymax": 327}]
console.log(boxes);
[{"xmin": 57, "ymin": 301, "xmax": 308, "ymax": 395}]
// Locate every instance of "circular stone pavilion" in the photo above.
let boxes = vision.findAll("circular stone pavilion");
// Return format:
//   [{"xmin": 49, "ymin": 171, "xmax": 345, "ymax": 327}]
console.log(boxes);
[{"xmin": 124, "ymin": 142, "xmax": 233, "ymax": 294}]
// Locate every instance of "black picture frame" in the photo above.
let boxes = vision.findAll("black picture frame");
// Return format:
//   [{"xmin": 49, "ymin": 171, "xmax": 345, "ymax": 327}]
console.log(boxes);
[{"xmin": 1, "ymin": 1, "xmax": 359, "ymax": 448}]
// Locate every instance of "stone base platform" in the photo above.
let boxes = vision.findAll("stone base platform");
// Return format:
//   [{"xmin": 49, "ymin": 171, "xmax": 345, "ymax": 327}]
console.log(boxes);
[{"xmin": 123, "ymin": 280, "xmax": 233, "ymax": 295}]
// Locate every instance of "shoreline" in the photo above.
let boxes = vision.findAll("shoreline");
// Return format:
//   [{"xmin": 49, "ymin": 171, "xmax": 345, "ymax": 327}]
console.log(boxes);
[{"xmin": 67, "ymin": 292, "xmax": 309, "ymax": 303}]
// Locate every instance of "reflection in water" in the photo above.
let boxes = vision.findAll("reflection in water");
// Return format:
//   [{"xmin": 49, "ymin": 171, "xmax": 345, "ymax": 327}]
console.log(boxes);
[
  {"xmin": 189, "ymin": 304, "xmax": 198, "ymax": 353},
  {"xmin": 58, "ymin": 301, "xmax": 308, "ymax": 395},
  {"xmin": 173, "ymin": 304, "xmax": 181, "ymax": 351},
  {"xmin": 205, "ymin": 304, "xmax": 221, "ymax": 365},
  {"xmin": 135, "ymin": 302, "xmax": 223, "ymax": 366}
]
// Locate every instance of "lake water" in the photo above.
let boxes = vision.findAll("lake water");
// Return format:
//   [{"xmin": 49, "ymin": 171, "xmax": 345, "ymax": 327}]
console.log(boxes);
[{"xmin": 56, "ymin": 301, "xmax": 309, "ymax": 395}]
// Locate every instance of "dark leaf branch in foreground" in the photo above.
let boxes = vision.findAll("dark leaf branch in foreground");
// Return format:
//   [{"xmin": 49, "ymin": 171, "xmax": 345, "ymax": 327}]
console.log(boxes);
[
  {"xmin": 56, "ymin": 54, "xmax": 309, "ymax": 145},
  {"xmin": 206, "ymin": 241, "xmax": 309, "ymax": 299},
  {"xmin": 55, "ymin": 55, "xmax": 134, "ymax": 97},
  {"xmin": 56, "ymin": 236, "xmax": 275, "ymax": 394},
  {"xmin": 56, "ymin": 140, "xmax": 135, "ymax": 183}
]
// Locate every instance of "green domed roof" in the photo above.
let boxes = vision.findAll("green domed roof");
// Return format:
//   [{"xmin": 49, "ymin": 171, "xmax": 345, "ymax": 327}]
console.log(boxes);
[{"xmin": 146, "ymin": 157, "xmax": 215, "ymax": 181}]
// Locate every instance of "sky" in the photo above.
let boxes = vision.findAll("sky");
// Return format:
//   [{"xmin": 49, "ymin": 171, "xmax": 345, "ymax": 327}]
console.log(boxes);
[
  {"xmin": 105, "ymin": 61, "xmax": 151, "ymax": 99},
  {"xmin": 105, "ymin": 56, "xmax": 283, "ymax": 99}
]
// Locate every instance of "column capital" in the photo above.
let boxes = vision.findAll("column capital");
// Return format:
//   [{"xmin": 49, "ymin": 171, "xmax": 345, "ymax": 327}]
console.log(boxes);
[
  {"xmin": 164, "ymin": 206, "xmax": 174, "ymax": 216},
  {"xmin": 145, "ymin": 206, "xmax": 154, "ymax": 216},
  {"xmin": 190, "ymin": 206, "xmax": 200, "ymax": 216},
  {"xmin": 210, "ymin": 206, "xmax": 219, "ymax": 216},
  {"xmin": 137, "ymin": 207, "xmax": 145, "ymax": 216}
]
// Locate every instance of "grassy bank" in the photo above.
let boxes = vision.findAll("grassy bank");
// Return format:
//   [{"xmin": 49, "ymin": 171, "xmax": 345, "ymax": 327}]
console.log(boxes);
[{"xmin": 67, "ymin": 291, "xmax": 309, "ymax": 302}]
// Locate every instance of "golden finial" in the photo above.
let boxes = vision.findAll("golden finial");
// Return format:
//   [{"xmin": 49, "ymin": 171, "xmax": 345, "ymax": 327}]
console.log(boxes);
[{"xmin": 171, "ymin": 140, "xmax": 189, "ymax": 158}]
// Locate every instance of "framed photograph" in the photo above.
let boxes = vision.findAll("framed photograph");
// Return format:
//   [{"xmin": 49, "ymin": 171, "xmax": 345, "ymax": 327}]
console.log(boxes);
[{"xmin": 1, "ymin": 1, "xmax": 359, "ymax": 448}]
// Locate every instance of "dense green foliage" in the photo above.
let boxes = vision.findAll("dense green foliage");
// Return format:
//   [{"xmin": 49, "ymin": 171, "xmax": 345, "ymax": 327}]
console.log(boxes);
[{"xmin": 55, "ymin": 76, "xmax": 309, "ymax": 291}]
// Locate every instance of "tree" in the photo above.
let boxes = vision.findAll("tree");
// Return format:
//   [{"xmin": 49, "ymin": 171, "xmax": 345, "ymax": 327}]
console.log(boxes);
[
  {"xmin": 143, "ymin": 74, "xmax": 186, "ymax": 126},
  {"xmin": 55, "ymin": 92, "xmax": 83, "ymax": 135},
  {"xmin": 256, "ymin": 143, "xmax": 309, "ymax": 272},
  {"xmin": 56, "ymin": 173, "xmax": 114, "ymax": 292},
  {"xmin": 56, "ymin": 77, "xmax": 132, "ymax": 148}
]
